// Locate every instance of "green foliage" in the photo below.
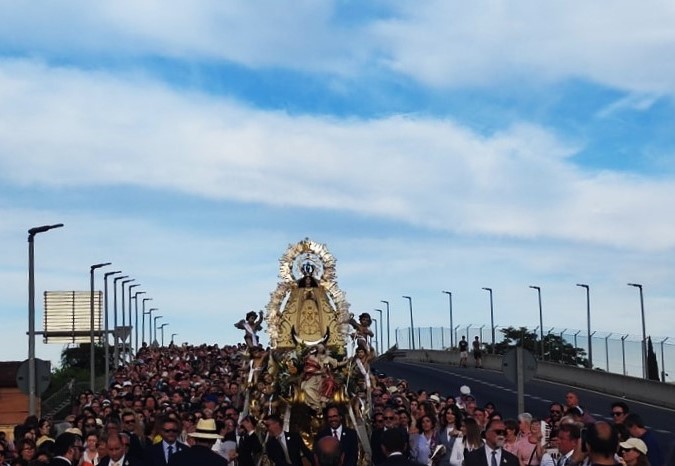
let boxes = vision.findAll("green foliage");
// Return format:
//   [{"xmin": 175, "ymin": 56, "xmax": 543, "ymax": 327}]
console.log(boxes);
[
  {"xmin": 43, "ymin": 344, "xmax": 112, "ymax": 399},
  {"xmin": 484, "ymin": 326, "xmax": 589, "ymax": 367}
]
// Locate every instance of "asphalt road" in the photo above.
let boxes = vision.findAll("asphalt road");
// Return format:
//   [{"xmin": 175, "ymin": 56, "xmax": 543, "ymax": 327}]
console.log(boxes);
[{"xmin": 373, "ymin": 359, "xmax": 675, "ymax": 457}]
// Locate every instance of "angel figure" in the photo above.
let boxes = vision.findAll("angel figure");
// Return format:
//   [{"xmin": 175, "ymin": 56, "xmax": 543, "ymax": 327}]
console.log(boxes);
[
  {"xmin": 348, "ymin": 312, "xmax": 374, "ymax": 352},
  {"xmin": 234, "ymin": 310, "xmax": 264, "ymax": 349}
]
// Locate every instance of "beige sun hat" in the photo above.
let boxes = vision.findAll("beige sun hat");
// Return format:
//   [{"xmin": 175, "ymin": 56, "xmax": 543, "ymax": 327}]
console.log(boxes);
[
  {"xmin": 620, "ymin": 438, "xmax": 648, "ymax": 455},
  {"xmin": 188, "ymin": 419, "xmax": 223, "ymax": 440}
]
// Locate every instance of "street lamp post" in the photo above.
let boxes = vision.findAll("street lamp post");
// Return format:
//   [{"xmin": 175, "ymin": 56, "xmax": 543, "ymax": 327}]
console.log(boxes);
[
  {"xmin": 402, "ymin": 296, "xmax": 415, "ymax": 350},
  {"xmin": 442, "ymin": 291, "xmax": 454, "ymax": 348},
  {"xmin": 112, "ymin": 276, "xmax": 129, "ymax": 367},
  {"xmin": 380, "ymin": 300, "xmax": 390, "ymax": 350},
  {"xmin": 153, "ymin": 315, "xmax": 163, "ymax": 346},
  {"xmin": 127, "ymin": 284, "xmax": 140, "ymax": 362},
  {"xmin": 482, "ymin": 288, "xmax": 495, "ymax": 352},
  {"xmin": 627, "ymin": 283, "xmax": 647, "ymax": 379},
  {"xmin": 171, "ymin": 333, "xmax": 177, "ymax": 345},
  {"xmin": 145, "ymin": 307, "xmax": 157, "ymax": 346},
  {"xmin": 103, "ymin": 270, "xmax": 121, "ymax": 384},
  {"xmin": 574, "ymin": 330, "xmax": 581, "ymax": 349},
  {"xmin": 90, "ymin": 262, "xmax": 111, "ymax": 391},
  {"xmin": 27, "ymin": 223, "xmax": 63, "ymax": 415},
  {"xmin": 454, "ymin": 325, "xmax": 460, "ymax": 347},
  {"xmin": 576, "ymin": 284, "xmax": 592, "ymax": 369},
  {"xmin": 120, "ymin": 279, "xmax": 135, "ymax": 364},
  {"xmin": 372, "ymin": 319, "xmax": 378, "ymax": 353},
  {"xmin": 133, "ymin": 291, "xmax": 146, "ymax": 355},
  {"xmin": 529, "ymin": 286, "xmax": 544, "ymax": 358},
  {"xmin": 159, "ymin": 323, "xmax": 169, "ymax": 347},
  {"xmin": 141, "ymin": 298, "xmax": 152, "ymax": 347},
  {"xmin": 374, "ymin": 309, "xmax": 383, "ymax": 354}
]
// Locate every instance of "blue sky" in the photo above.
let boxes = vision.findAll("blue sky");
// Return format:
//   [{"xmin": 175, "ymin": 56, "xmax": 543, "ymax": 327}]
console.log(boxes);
[{"xmin": 1, "ymin": 1, "xmax": 675, "ymax": 377}]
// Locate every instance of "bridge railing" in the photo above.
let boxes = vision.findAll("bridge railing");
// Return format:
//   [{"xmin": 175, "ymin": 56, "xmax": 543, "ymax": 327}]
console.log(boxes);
[{"xmin": 392, "ymin": 325, "xmax": 674, "ymax": 382}]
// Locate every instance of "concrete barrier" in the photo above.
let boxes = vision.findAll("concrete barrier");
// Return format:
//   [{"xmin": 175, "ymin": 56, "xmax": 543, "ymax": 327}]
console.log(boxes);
[{"xmin": 395, "ymin": 350, "xmax": 675, "ymax": 410}]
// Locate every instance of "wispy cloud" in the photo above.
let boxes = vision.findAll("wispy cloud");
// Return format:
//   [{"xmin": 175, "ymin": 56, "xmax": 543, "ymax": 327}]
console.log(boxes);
[{"xmin": 2, "ymin": 59, "xmax": 675, "ymax": 251}]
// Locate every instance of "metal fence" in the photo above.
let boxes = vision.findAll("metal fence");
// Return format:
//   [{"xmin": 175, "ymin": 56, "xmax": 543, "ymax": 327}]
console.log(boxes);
[{"xmin": 391, "ymin": 325, "xmax": 674, "ymax": 382}]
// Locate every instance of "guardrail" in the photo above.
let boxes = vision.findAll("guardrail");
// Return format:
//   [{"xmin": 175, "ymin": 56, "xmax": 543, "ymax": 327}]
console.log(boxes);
[{"xmin": 394, "ymin": 349, "xmax": 675, "ymax": 410}]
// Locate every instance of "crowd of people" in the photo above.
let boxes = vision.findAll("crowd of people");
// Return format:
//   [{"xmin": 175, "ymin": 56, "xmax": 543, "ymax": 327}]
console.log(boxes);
[{"xmin": 0, "ymin": 341, "xmax": 671, "ymax": 466}]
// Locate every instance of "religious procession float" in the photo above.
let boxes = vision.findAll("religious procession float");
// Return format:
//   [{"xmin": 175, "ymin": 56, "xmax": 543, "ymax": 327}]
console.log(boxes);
[{"xmin": 234, "ymin": 238, "xmax": 376, "ymax": 463}]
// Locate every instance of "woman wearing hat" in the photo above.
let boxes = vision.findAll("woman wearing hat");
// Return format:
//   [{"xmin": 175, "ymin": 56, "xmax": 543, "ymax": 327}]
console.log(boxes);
[{"xmin": 619, "ymin": 438, "xmax": 650, "ymax": 466}]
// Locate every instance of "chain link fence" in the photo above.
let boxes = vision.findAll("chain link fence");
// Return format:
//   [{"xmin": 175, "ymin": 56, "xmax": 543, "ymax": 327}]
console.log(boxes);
[{"xmin": 391, "ymin": 325, "xmax": 673, "ymax": 382}]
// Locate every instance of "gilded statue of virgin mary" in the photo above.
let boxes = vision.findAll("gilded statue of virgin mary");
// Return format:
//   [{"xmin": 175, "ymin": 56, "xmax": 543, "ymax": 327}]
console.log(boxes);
[{"xmin": 266, "ymin": 239, "xmax": 350, "ymax": 351}]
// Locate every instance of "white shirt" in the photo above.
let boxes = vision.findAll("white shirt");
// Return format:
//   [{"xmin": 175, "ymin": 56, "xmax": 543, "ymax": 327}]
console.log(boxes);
[
  {"xmin": 163, "ymin": 441, "xmax": 177, "ymax": 463},
  {"xmin": 331, "ymin": 425, "xmax": 343, "ymax": 439},
  {"xmin": 485, "ymin": 445, "xmax": 502, "ymax": 466},
  {"xmin": 110, "ymin": 456, "xmax": 125, "ymax": 466}
]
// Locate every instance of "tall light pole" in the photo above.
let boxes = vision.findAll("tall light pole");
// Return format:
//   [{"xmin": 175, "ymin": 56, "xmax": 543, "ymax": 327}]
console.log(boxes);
[
  {"xmin": 380, "ymin": 300, "xmax": 390, "ymax": 350},
  {"xmin": 113, "ymin": 275, "xmax": 129, "ymax": 367},
  {"xmin": 103, "ymin": 270, "xmax": 121, "ymax": 384},
  {"xmin": 482, "ymin": 288, "xmax": 495, "ymax": 352},
  {"xmin": 120, "ymin": 279, "xmax": 135, "ymax": 364},
  {"xmin": 402, "ymin": 296, "xmax": 415, "ymax": 350},
  {"xmin": 372, "ymin": 319, "xmax": 378, "ymax": 353},
  {"xmin": 576, "ymin": 284, "xmax": 592, "ymax": 369},
  {"xmin": 127, "ymin": 283, "xmax": 140, "ymax": 362},
  {"xmin": 141, "ymin": 299, "xmax": 152, "ymax": 347},
  {"xmin": 133, "ymin": 291, "xmax": 146, "ymax": 355},
  {"xmin": 89, "ymin": 262, "xmax": 111, "ymax": 391},
  {"xmin": 27, "ymin": 223, "xmax": 63, "ymax": 415},
  {"xmin": 159, "ymin": 323, "xmax": 169, "ymax": 346},
  {"xmin": 171, "ymin": 333, "xmax": 178, "ymax": 345},
  {"xmin": 374, "ymin": 309, "xmax": 383, "ymax": 354},
  {"xmin": 145, "ymin": 307, "xmax": 157, "ymax": 346},
  {"xmin": 627, "ymin": 283, "xmax": 647, "ymax": 379},
  {"xmin": 442, "ymin": 291, "xmax": 454, "ymax": 348},
  {"xmin": 529, "ymin": 286, "xmax": 544, "ymax": 358},
  {"xmin": 153, "ymin": 315, "xmax": 163, "ymax": 345}
]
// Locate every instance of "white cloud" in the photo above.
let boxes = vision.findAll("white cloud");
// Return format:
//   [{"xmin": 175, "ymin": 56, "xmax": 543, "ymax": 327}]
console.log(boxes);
[
  {"xmin": 371, "ymin": 1, "xmax": 675, "ymax": 93},
  {"xmin": 3, "ymin": 1, "xmax": 675, "ymax": 94},
  {"xmin": 1, "ymin": 59, "xmax": 675, "ymax": 252}
]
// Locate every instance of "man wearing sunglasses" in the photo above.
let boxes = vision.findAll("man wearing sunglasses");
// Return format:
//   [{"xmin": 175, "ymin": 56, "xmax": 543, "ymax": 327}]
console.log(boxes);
[
  {"xmin": 145, "ymin": 417, "xmax": 187, "ymax": 466},
  {"xmin": 49, "ymin": 432, "xmax": 83, "ymax": 466},
  {"xmin": 464, "ymin": 419, "xmax": 519, "ymax": 466}
]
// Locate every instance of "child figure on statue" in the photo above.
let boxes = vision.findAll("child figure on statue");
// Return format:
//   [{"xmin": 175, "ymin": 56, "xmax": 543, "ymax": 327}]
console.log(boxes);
[
  {"xmin": 235, "ymin": 310, "xmax": 264, "ymax": 349},
  {"xmin": 349, "ymin": 312, "xmax": 375, "ymax": 353}
]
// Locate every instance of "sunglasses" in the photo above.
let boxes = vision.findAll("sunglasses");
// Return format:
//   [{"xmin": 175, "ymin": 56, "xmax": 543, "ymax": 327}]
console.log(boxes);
[
  {"xmin": 620, "ymin": 449, "xmax": 636, "ymax": 454},
  {"xmin": 491, "ymin": 429, "xmax": 506, "ymax": 436},
  {"xmin": 550, "ymin": 410, "xmax": 562, "ymax": 414},
  {"xmin": 163, "ymin": 429, "xmax": 179, "ymax": 434},
  {"xmin": 612, "ymin": 412, "xmax": 624, "ymax": 417},
  {"xmin": 384, "ymin": 416, "xmax": 395, "ymax": 420}
]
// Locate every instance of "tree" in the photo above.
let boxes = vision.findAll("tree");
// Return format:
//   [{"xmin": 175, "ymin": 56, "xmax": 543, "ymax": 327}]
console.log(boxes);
[
  {"xmin": 647, "ymin": 336, "xmax": 660, "ymax": 381},
  {"xmin": 484, "ymin": 326, "xmax": 588, "ymax": 367}
]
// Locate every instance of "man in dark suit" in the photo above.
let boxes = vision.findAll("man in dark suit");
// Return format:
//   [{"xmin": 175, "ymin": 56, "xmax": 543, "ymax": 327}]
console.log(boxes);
[
  {"xmin": 144, "ymin": 417, "xmax": 188, "ymax": 466},
  {"xmin": 464, "ymin": 420, "xmax": 519, "ymax": 466},
  {"xmin": 237, "ymin": 415, "xmax": 263, "ymax": 466},
  {"xmin": 371, "ymin": 408, "xmax": 409, "ymax": 465},
  {"xmin": 168, "ymin": 419, "xmax": 228, "ymax": 466},
  {"xmin": 264, "ymin": 414, "xmax": 313, "ymax": 466},
  {"xmin": 98, "ymin": 434, "xmax": 146, "ymax": 466},
  {"xmin": 379, "ymin": 429, "xmax": 425, "ymax": 466},
  {"xmin": 120, "ymin": 410, "xmax": 145, "ymax": 461},
  {"xmin": 48, "ymin": 432, "xmax": 83, "ymax": 466},
  {"xmin": 314, "ymin": 406, "xmax": 358, "ymax": 466}
]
